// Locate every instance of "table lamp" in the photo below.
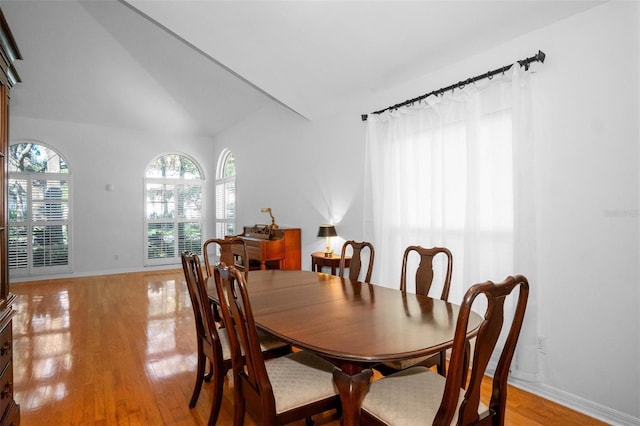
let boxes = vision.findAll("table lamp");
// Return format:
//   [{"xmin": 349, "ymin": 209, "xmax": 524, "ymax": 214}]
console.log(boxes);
[
  {"xmin": 317, "ymin": 224, "xmax": 337, "ymax": 257},
  {"xmin": 261, "ymin": 207, "xmax": 278, "ymax": 229}
]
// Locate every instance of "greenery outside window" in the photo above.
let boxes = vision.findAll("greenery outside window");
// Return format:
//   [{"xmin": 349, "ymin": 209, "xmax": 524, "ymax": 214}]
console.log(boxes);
[
  {"xmin": 215, "ymin": 149, "xmax": 236, "ymax": 238},
  {"xmin": 144, "ymin": 154, "xmax": 204, "ymax": 265},
  {"xmin": 8, "ymin": 142, "xmax": 71, "ymax": 277}
]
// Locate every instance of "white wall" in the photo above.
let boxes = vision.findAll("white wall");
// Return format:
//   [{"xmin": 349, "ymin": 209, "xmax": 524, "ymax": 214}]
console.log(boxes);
[
  {"xmin": 9, "ymin": 116, "xmax": 217, "ymax": 277},
  {"xmin": 8, "ymin": 1, "xmax": 639, "ymax": 424},
  {"xmin": 524, "ymin": 2, "xmax": 639, "ymax": 423},
  {"xmin": 214, "ymin": 106, "xmax": 367, "ymax": 260},
  {"xmin": 212, "ymin": 2, "xmax": 639, "ymax": 424}
]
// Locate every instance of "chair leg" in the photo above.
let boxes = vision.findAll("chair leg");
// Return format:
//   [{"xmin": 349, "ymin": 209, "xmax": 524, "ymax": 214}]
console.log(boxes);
[
  {"xmin": 190, "ymin": 351, "xmax": 206, "ymax": 407},
  {"xmin": 461, "ymin": 340, "xmax": 471, "ymax": 388},
  {"xmin": 211, "ymin": 301, "xmax": 222, "ymax": 323},
  {"xmin": 233, "ymin": 384, "xmax": 245, "ymax": 426},
  {"xmin": 204, "ymin": 360, "xmax": 214, "ymax": 382},
  {"xmin": 436, "ymin": 350, "xmax": 447, "ymax": 376},
  {"xmin": 207, "ymin": 361, "xmax": 225, "ymax": 425}
]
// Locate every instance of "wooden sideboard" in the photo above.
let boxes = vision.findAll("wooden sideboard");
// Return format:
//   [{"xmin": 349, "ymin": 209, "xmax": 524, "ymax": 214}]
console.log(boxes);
[{"xmin": 235, "ymin": 227, "xmax": 301, "ymax": 270}]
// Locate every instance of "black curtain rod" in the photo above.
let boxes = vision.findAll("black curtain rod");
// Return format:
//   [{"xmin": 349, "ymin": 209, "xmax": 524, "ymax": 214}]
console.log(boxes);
[{"xmin": 361, "ymin": 50, "xmax": 545, "ymax": 121}]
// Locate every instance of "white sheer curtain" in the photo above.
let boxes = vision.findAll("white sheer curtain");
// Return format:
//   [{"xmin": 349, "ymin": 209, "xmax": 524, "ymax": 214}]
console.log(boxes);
[{"xmin": 363, "ymin": 66, "xmax": 539, "ymax": 381}]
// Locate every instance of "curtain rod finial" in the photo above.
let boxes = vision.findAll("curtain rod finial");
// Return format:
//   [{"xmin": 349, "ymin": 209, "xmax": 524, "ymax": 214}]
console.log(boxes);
[
  {"xmin": 537, "ymin": 50, "xmax": 546, "ymax": 63},
  {"xmin": 361, "ymin": 114, "xmax": 368, "ymax": 121}
]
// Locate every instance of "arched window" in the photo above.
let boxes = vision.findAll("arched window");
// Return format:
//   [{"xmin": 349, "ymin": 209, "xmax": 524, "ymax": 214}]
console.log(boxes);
[
  {"xmin": 8, "ymin": 142, "xmax": 71, "ymax": 276},
  {"xmin": 144, "ymin": 153, "xmax": 204, "ymax": 265},
  {"xmin": 215, "ymin": 149, "xmax": 236, "ymax": 237}
]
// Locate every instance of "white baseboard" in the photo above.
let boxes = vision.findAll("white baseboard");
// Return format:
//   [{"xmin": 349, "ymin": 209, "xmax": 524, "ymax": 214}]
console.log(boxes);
[
  {"xmin": 10, "ymin": 265, "xmax": 181, "ymax": 283},
  {"xmin": 509, "ymin": 377, "xmax": 640, "ymax": 426}
]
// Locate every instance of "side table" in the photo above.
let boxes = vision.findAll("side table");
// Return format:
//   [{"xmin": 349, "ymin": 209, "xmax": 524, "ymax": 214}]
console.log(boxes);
[{"xmin": 310, "ymin": 252, "xmax": 350, "ymax": 276}]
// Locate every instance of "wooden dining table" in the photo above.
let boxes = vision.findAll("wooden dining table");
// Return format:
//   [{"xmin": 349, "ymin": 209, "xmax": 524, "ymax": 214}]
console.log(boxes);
[{"xmin": 207, "ymin": 269, "xmax": 482, "ymax": 426}]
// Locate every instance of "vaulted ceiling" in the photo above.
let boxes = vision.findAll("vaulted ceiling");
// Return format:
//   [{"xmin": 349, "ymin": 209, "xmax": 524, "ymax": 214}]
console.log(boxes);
[{"xmin": 2, "ymin": 0, "xmax": 605, "ymax": 138}]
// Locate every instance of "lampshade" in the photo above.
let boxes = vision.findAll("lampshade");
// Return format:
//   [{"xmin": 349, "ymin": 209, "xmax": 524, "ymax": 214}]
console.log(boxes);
[{"xmin": 317, "ymin": 224, "xmax": 337, "ymax": 237}]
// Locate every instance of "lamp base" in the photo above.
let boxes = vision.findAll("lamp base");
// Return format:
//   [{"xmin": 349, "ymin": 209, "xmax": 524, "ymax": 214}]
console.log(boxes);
[{"xmin": 324, "ymin": 250, "xmax": 334, "ymax": 257}]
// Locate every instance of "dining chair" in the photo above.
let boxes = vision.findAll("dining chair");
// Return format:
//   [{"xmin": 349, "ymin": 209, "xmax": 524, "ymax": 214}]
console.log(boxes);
[
  {"xmin": 203, "ymin": 237, "xmax": 249, "ymax": 325},
  {"xmin": 361, "ymin": 274, "xmax": 529, "ymax": 426},
  {"xmin": 400, "ymin": 246, "xmax": 453, "ymax": 299},
  {"xmin": 381, "ymin": 246, "xmax": 454, "ymax": 376},
  {"xmin": 203, "ymin": 236, "xmax": 248, "ymax": 278},
  {"xmin": 180, "ymin": 252, "xmax": 290, "ymax": 426},
  {"xmin": 338, "ymin": 240, "xmax": 375, "ymax": 283},
  {"xmin": 213, "ymin": 264, "xmax": 341, "ymax": 426}
]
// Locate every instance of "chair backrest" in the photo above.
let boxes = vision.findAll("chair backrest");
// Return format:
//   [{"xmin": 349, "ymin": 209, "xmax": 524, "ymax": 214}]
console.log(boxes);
[
  {"xmin": 213, "ymin": 264, "xmax": 276, "ymax": 413},
  {"xmin": 400, "ymin": 245, "xmax": 453, "ymax": 300},
  {"xmin": 181, "ymin": 252, "xmax": 224, "ymax": 359},
  {"xmin": 338, "ymin": 240, "xmax": 375, "ymax": 283},
  {"xmin": 435, "ymin": 274, "xmax": 529, "ymax": 426},
  {"xmin": 203, "ymin": 237, "xmax": 248, "ymax": 277}
]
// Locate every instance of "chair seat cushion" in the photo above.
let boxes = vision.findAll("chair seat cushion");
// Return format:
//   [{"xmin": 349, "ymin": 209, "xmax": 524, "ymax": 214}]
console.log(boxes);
[
  {"xmin": 218, "ymin": 328, "xmax": 287, "ymax": 361},
  {"xmin": 266, "ymin": 350, "xmax": 338, "ymax": 413},
  {"xmin": 218, "ymin": 327, "xmax": 232, "ymax": 360},
  {"xmin": 257, "ymin": 329, "xmax": 290, "ymax": 352},
  {"xmin": 380, "ymin": 353, "xmax": 437, "ymax": 371},
  {"xmin": 361, "ymin": 366, "xmax": 488, "ymax": 425}
]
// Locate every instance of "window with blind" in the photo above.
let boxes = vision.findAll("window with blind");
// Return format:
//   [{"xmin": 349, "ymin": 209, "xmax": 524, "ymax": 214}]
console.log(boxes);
[
  {"xmin": 8, "ymin": 142, "xmax": 71, "ymax": 277},
  {"xmin": 144, "ymin": 154, "xmax": 204, "ymax": 265},
  {"xmin": 215, "ymin": 149, "xmax": 236, "ymax": 238}
]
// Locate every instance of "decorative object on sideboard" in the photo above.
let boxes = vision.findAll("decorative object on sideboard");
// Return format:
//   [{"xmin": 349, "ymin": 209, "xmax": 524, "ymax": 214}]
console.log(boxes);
[
  {"xmin": 260, "ymin": 207, "xmax": 279, "ymax": 229},
  {"xmin": 317, "ymin": 224, "xmax": 337, "ymax": 257}
]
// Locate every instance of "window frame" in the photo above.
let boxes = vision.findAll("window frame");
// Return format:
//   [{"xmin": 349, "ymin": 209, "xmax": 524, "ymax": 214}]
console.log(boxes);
[
  {"xmin": 143, "ymin": 153, "xmax": 205, "ymax": 266},
  {"xmin": 8, "ymin": 142, "xmax": 72, "ymax": 277},
  {"xmin": 215, "ymin": 149, "xmax": 236, "ymax": 238}
]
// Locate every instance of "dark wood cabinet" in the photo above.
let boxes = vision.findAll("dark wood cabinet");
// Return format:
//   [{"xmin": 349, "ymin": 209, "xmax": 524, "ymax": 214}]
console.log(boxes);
[
  {"xmin": 236, "ymin": 227, "xmax": 301, "ymax": 270},
  {"xmin": 0, "ymin": 8, "xmax": 21, "ymax": 426}
]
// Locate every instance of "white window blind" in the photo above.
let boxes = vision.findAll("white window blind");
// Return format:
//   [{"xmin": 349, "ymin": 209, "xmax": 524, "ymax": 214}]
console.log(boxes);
[
  {"xmin": 8, "ymin": 142, "xmax": 71, "ymax": 277},
  {"xmin": 144, "ymin": 154, "xmax": 204, "ymax": 266},
  {"xmin": 215, "ymin": 150, "xmax": 236, "ymax": 237}
]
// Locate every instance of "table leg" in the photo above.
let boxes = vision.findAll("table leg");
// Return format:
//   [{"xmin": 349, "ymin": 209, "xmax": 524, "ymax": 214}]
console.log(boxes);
[{"xmin": 332, "ymin": 366, "xmax": 373, "ymax": 426}]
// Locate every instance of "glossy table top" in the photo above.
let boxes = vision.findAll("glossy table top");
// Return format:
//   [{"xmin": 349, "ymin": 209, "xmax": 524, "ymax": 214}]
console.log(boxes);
[{"xmin": 208, "ymin": 269, "xmax": 481, "ymax": 365}]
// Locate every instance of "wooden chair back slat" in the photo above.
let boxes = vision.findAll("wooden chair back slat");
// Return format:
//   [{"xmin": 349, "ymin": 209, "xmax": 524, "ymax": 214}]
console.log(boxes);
[
  {"xmin": 400, "ymin": 245, "xmax": 453, "ymax": 300},
  {"xmin": 338, "ymin": 240, "xmax": 375, "ymax": 283},
  {"xmin": 435, "ymin": 274, "xmax": 529, "ymax": 425},
  {"xmin": 203, "ymin": 237, "xmax": 248, "ymax": 277}
]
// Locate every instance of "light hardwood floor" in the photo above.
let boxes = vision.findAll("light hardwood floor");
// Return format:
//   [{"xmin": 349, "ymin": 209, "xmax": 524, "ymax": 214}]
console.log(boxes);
[{"xmin": 11, "ymin": 269, "xmax": 607, "ymax": 425}]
